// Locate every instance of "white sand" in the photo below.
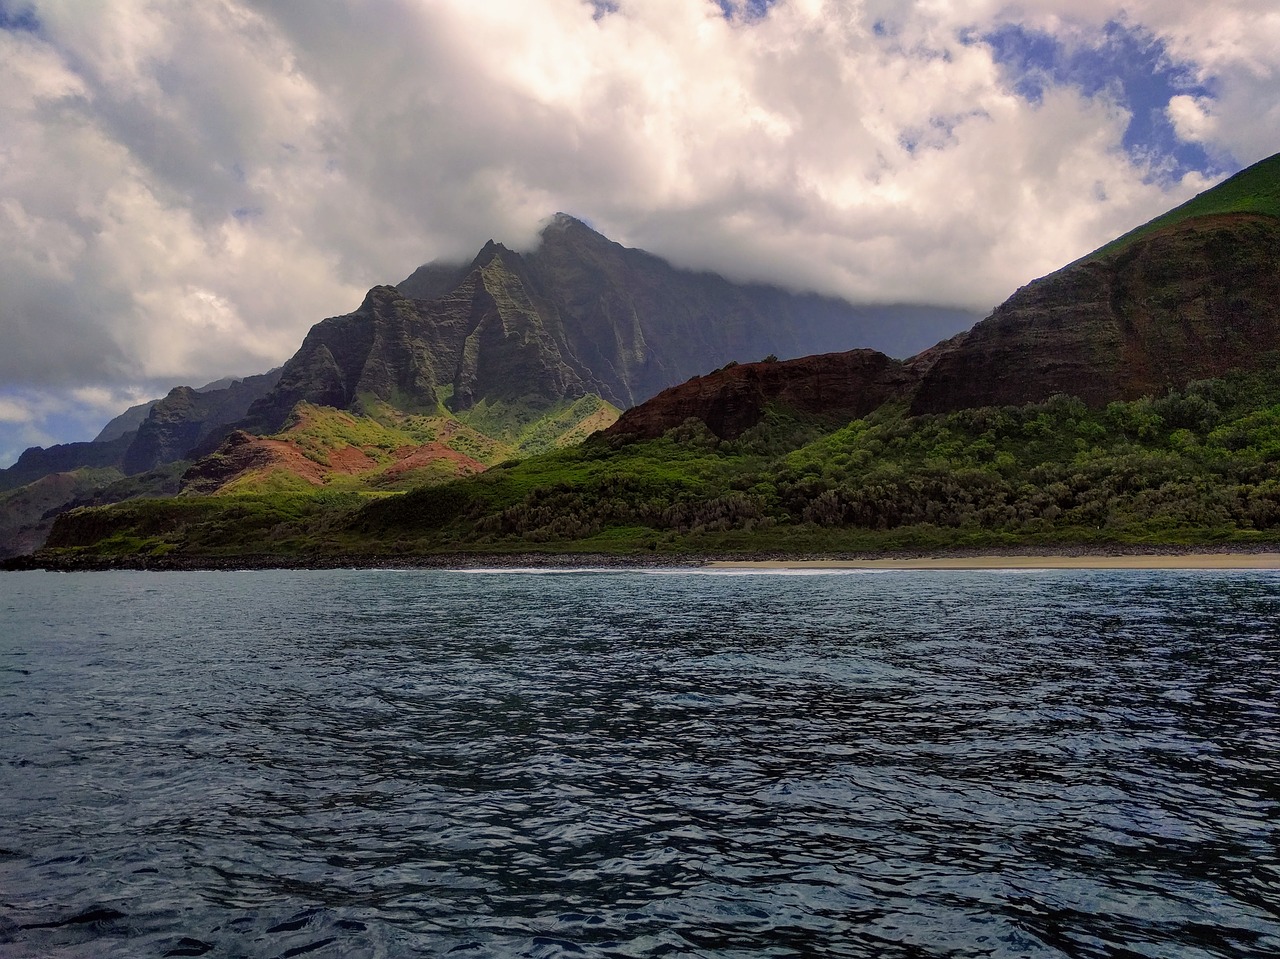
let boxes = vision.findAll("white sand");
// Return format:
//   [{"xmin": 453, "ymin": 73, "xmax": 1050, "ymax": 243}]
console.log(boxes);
[{"xmin": 706, "ymin": 553, "xmax": 1280, "ymax": 571}]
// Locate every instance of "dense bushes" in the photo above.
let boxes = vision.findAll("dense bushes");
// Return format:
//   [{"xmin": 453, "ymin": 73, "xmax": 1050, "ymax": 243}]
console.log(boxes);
[
  {"xmin": 419, "ymin": 367, "xmax": 1280, "ymax": 549},
  {"xmin": 45, "ymin": 367, "xmax": 1280, "ymax": 556}
]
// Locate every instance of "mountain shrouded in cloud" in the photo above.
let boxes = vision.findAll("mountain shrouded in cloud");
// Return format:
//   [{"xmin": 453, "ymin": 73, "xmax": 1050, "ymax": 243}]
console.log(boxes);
[{"xmin": 2, "ymin": 0, "xmax": 1278, "ymax": 464}]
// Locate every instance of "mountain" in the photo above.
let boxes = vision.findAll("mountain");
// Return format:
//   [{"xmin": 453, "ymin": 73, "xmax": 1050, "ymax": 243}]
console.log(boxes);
[
  {"xmin": 122, "ymin": 370, "xmax": 284, "ymax": 473},
  {"xmin": 0, "ymin": 434, "xmax": 134, "ymax": 495},
  {"xmin": 235, "ymin": 215, "xmax": 977, "ymax": 437},
  {"xmin": 0, "ymin": 370, "xmax": 283, "ymax": 493},
  {"xmin": 9, "ymin": 215, "xmax": 971, "ymax": 556},
  {"xmin": 911, "ymin": 154, "xmax": 1280, "ymax": 414},
  {"xmin": 0, "ymin": 370, "xmax": 281, "ymax": 558},
  {"xmin": 605, "ymin": 352, "xmax": 919, "ymax": 442},
  {"xmin": 92, "ymin": 371, "xmax": 282, "ymax": 444},
  {"xmin": 26, "ymin": 152, "xmax": 1280, "ymax": 564},
  {"xmin": 607, "ymin": 152, "xmax": 1280, "ymax": 435},
  {"xmin": 95, "ymin": 400, "xmax": 159, "ymax": 444}
]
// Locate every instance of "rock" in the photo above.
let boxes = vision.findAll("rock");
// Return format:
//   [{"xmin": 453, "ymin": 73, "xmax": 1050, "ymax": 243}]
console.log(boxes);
[{"xmin": 604, "ymin": 350, "xmax": 916, "ymax": 441}]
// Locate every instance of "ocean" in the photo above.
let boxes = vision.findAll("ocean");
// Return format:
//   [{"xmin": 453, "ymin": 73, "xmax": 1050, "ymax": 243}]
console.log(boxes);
[{"xmin": 2, "ymin": 567, "xmax": 1278, "ymax": 958}]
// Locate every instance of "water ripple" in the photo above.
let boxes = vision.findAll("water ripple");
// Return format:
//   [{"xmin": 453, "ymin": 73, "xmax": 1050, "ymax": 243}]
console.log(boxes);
[{"xmin": 1, "ymin": 568, "xmax": 1278, "ymax": 957}]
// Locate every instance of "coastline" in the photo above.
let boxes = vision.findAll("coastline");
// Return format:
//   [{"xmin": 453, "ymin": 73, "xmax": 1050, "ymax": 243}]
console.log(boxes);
[
  {"xmin": 706, "ymin": 552, "xmax": 1280, "ymax": 570},
  {"xmin": 7, "ymin": 544, "xmax": 1280, "ymax": 572}
]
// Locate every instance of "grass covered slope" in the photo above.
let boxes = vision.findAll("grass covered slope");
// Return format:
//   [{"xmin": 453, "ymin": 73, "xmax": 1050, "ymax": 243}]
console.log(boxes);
[
  {"xmin": 41, "ymin": 363, "xmax": 1280, "ymax": 561},
  {"xmin": 179, "ymin": 396, "xmax": 620, "ymax": 496},
  {"xmin": 1090, "ymin": 151, "xmax": 1280, "ymax": 260}
]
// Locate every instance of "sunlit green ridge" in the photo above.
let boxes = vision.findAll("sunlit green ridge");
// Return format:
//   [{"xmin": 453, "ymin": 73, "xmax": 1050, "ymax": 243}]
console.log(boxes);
[{"xmin": 1091, "ymin": 151, "xmax": 1280, "ymax": 260}]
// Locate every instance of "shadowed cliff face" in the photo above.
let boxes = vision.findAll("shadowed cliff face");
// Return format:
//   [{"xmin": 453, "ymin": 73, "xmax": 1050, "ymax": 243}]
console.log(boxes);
[
  {"xmin": 911, "ymin": 213, "xmax": 1280, "ymax": 414},
  {"xmin": 604, "ymin": 351, "xmax": 917, "ymax": 441},
  {"xmin": 121, "ymin": 370, "xmax": 284, "ymax": 474},
  {"xmin": 518, "ymin": 215, "xmax": 975, "ymax": 407},
  {"xmin": 238, "ymin": 215, "xmax": 977, "ymax": 438},
  {"xmin": 241, "ymin": 251, "xmax": 593, "ymax": 434}
]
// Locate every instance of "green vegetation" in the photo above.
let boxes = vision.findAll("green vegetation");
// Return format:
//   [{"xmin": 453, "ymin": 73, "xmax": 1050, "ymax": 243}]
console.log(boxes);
[
  {"xmin": 1091, "ymin": 152, "xmax": 1280, "ymax": 260},
  {"xmin": 455, "ymin": 395, "xmax": 621, "ymax": 455},
  {"xmin": 42, "ymin": 365, "xmax": 1280, "ymax": 560},
  {"xmin": 45, "ymin": 492, "xmax": 370, "ymax": 557},
  {"xmin": 284, "ymin": 403, "xmax": 509, "ymax": 467},
  {"xmin": 187, "ymin": 399, "xmax": 619, "ymax": 498}
]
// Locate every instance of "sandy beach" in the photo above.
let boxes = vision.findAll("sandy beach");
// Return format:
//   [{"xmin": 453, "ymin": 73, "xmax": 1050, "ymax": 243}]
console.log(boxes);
[
  {"xmin": 10, "ymin": 548, "xmax": 1280, "ymax": 573},
  {"xmin": 707, "ymin": 553, "xmax": 1280, "ymax": 571}
]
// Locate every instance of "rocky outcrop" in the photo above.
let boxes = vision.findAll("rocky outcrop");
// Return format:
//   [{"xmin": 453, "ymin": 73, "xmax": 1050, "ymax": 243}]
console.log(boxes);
[
  {"xmin": 911, "ymin": 213, "xmax": 1280, "ymax": 414},
  {"xmin": 121, "ymin": 369, "xmax": 283, "ymax": 474},
  {"xmin": 604, "ymin": 350, "xmax": 917, "ymax": 441}
]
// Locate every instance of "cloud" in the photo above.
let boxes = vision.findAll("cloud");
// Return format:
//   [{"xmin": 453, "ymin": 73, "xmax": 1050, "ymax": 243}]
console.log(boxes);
[
  {"xmin": 1, "ymin": 0, "xmax": 1278, "ymax": 463},
  {"xmin": 0, "ymin": 397, "xmax": 33, "ymax": 424},
  {"xmin": 0, "ymin": 382, "xmax": 158, "ymax": 467}
]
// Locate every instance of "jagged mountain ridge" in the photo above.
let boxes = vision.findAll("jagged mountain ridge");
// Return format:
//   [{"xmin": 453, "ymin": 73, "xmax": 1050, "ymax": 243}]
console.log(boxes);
[
  {"xmin": 0, "ymin": 371, "xmax": 281, "ymax": 495},
  {"xmin": 236, "ymin": 215, "xmax": 977, "ymax": 436}
]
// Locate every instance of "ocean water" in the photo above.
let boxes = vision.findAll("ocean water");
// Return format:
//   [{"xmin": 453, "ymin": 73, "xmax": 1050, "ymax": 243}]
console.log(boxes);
[{"xmin": 1, "ymin": 567, "xmax": 1278, "ymax": 958}]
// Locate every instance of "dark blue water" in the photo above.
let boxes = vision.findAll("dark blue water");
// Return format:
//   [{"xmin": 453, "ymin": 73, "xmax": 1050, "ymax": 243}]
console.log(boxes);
[{"xmin": 1, "ymin": 568, "xmax": 1278, "ymax": 958}]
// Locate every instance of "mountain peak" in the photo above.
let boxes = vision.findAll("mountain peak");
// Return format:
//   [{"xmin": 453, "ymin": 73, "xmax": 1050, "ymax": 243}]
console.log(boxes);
[
  {"xmin": 546, "ymin": 212, "xmax": 587, "ymax": 231},
  {"xmin": 539, "ymin": 212, "xmax": 610, "ymax": 247},
  {"xmin": 471, "ymin": 238, "xmax": 514, "ymax": 270}
]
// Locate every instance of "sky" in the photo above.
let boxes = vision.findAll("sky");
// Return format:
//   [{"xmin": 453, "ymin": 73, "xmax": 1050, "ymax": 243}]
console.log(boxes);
[{"xmin": 1, "ymin": 0, "xmax": 1278, "ymax": 466}]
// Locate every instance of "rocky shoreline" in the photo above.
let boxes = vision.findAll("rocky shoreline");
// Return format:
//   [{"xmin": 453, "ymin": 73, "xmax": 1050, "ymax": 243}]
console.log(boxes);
[
  {"xmin": 7, "ymin": 542, "xmax": 1280, "ymax": 573},
  {"xmin": 1, "ymin": 551, "xmax": 701, "ymax": 572}
]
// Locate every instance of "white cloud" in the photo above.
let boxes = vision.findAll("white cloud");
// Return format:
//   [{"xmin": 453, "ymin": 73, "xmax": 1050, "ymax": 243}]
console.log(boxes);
[
  {"xmin": 0, "ymin": 397, "xmax": 33, "ymax": 424},
  {"xmin": 0, "ymin": 0, "xmax": 1277, "ymax": 461},
  {"xmin": 1167, "ymin": 94, "xmax": 1216, "ymax": 144}
]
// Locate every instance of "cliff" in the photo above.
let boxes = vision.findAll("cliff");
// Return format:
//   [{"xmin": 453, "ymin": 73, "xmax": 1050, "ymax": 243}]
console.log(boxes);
[
  {"xmin": 235, "ymin": 217, "xmax": 976, "ymax": 438},
  {"xmin": 122, "ymin": 369, "xmax": 284, "ymax": 473},
  {"xmin": 911, "ymin": 212, "xmax": 1280, "ymax": 413},
  {"xmin": 604, "ymin": 351, "xmax": 916, "ymax": 441}
]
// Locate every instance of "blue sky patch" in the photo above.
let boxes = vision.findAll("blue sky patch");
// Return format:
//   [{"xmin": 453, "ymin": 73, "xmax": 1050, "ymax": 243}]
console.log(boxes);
[
  {"xmin": 0, "ymin": 0, "xmax": 39, "ymax": 33},
  {"xmin": 976, "ymin": 20, "xmax": 1228, "ymax": 181},
  {"xmin": 715, "ymin": 0, "xmax": 777, "ymax": 21}
]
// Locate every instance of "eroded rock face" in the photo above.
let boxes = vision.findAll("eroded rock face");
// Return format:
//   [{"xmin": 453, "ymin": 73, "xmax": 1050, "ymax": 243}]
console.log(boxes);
[
  {"xmin": 604, "ymin": 350, "xmax": 917, "ymax": 441},
  {"xmin": 120, "ymin": 370, "xmax": 283, "ymax": 474},
  {"xmin": 237, "ymin": 217, "xmax": 977, "ymax": 437},
  {"xmin": 241, "ymin": 249, "xmax": 593, "ymax": 434},
  {"xmin": 911, "ymin": 214, "xmax": 1280, "ymax": 414}
]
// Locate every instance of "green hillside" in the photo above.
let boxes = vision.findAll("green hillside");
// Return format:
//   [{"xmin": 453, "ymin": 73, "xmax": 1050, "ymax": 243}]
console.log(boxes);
[
  {"xmin": 1092, "ymin": 151, "xmax": 1280, "ymax": 259},
  {"xmin": 180, "ymin": 397, "xmax": 621, "ymax": 497},
  {"xmin": 37, "ymin": 362, "xmax": 1280, "ymax": 562}
]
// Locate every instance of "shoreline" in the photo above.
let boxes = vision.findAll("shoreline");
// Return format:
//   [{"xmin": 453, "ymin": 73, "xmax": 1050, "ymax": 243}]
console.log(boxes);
[
  {"xmin": 706, "ymin": 552, "xmax": 1280, "ymax": 570},
  {"xmin": 7, "ymin": 544, "xmax": 1280, "ymax": 572}
]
